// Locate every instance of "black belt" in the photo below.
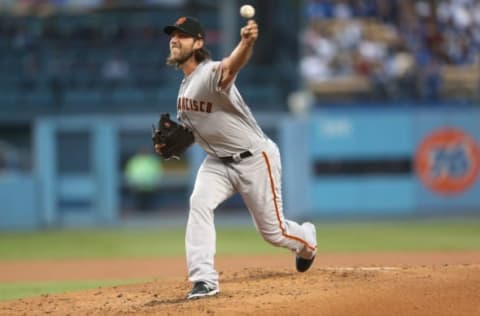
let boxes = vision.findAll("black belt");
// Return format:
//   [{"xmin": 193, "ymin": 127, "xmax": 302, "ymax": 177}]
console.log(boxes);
[{"xmin": 219, "ymin": 151, "xmax": 253, "ymax": 164}]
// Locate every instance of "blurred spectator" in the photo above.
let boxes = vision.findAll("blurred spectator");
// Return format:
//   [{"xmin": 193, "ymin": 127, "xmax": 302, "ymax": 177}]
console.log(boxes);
[
  {"xmin": 12, "ymin": 26, "xmax": 34, "ymax": 50},
  {"xmin": 377, "ymin": 41, "xmax": 417, "ymax": 100},
  {"xmin": 305, "ymin": 0, "xmax": 334, "ymax": 20},
  {"xmin": 124, "ymin": 148, "xmax": 163, "ymax": 212},
  {"xmin": 46, "ymin": 54, "xmax": 66, "ymax": 106},
  {"xmin": 417, "ymin": 50, "xmax": 443, "ymax": 101},
  {"xmin": 300, "ymin": 22, "xmax": 338, "ymax": 82},
  {"xmin": 0, "ymin": 140, "xmax": 25, "ymax": 173},
  {"xmin": 302, "ymin": 0, "xmax": 480, "ymax": 102},
  {"xmin": 102, "ymin": 54, "xmax": 130, "ymax": 87},
  {"xmin": 20, "ymin": 52, "xmax": 39, "ymax": 90},
  {"xmin": 60, "ymin": 0, "xmax": 102, "ymax": 11}
]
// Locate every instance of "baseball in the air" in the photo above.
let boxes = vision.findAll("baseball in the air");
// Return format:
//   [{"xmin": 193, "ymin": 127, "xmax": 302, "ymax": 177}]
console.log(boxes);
[{"xmin": 240, "ymin": 4, "xmax": 255, "ymax": 19}]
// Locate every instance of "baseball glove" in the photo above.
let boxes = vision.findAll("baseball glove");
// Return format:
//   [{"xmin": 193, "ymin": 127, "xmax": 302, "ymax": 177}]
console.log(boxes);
[{"xmin": 152, "ymin": 113, "xmax": 194, "ymax": 160}]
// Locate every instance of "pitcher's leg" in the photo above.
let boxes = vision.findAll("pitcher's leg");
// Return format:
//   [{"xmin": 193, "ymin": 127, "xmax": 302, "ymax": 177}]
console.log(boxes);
[
  {"xmin": 186, "ymin": 159, "xmax": 235, "ymax": 290},
  {"xmin": 240, "ymin": 144, "xmax": 316, "ymax": 259}
]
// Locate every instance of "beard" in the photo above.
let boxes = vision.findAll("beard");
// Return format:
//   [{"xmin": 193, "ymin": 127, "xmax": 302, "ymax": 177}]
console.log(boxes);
[{"xmin": 166, "ymin": 46, "xmax": 195, "ymax": 68}]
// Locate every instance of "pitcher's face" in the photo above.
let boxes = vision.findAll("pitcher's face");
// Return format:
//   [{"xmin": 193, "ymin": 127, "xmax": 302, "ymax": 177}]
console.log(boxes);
[{"xmin": 168, "ymin": 31, "xmax": 196, "ymax": 65}]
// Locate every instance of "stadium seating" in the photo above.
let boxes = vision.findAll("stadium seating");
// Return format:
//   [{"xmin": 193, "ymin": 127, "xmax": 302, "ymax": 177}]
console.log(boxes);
[
  {"xmin": 0, "ymin": 8, "xmax": 287, "ymax": 118},
  {"xmin": 302, "ymin": 0, "xmax": 480, "ymax": 104}
]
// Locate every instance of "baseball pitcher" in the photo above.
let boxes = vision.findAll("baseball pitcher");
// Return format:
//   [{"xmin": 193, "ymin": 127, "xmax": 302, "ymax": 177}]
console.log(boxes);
[{"xmin": 154, "ymin": 15, "xmax": 317, "ymax": 300}]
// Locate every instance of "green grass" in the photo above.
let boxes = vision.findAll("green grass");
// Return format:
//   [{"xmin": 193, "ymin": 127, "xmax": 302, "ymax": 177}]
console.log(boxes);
[
  {"xmin": 0, "ymin": 227, "xmax": 185, "ymax": 261},
  {"xmin": 0, "ymin": 218, "xmax": 479, "ymax": 301},
  {"xmin": 0, "ymin": 279, "xmax": 145, "ymax": 301},
  {"xmin": 314, "ymin": 219, "xmax": 480, "ymax": 252},
  {"xmin": 1, "ymin": 218, "xmax": 479, "ymax": 261}
]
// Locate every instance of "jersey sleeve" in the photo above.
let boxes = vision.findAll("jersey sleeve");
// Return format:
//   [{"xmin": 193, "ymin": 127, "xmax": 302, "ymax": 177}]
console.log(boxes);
[{"xmin": 208, "ymin": 61, "xmax": 236, "ymax": 94}]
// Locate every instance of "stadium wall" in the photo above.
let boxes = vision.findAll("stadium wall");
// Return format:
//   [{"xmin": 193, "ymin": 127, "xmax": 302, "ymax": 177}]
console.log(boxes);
[
  {"xmin": 1, "ymin": 106, "xmax": 479, "ymax": 230},
  {"xmin": 283, "ymin": 107, "xmax": 480, "ymax": 219}
]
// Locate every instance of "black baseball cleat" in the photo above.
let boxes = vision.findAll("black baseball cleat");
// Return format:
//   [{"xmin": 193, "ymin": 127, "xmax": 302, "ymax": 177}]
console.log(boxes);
[
  {"xmin": 296, "ymin": 255, "xmax": 316, "ymax": 272},
  {"xmin": 187, "ymin": 281, "xmax": 219, "ymax": 300}
]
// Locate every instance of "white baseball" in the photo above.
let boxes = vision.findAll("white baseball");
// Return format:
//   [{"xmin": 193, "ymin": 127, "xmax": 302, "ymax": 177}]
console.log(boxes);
[{"xmin": 240, "ymin": 4, "xmax": 255, "ymax": 19}]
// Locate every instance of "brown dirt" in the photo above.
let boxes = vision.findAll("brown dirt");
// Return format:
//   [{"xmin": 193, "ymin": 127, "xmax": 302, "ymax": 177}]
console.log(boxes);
[{"xmin": 1, "ymin": 252, "xmax": 479, "ymax": 316}]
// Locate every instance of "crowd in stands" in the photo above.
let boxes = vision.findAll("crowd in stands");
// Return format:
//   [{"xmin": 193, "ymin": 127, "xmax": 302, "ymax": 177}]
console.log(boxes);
[
  {"xmin": 0, "ymin": 5, "xmax": 284, "ymax": 113},
  {"xmin": 301, "ymin": 0, "xmax": 480, "ymax": 102},
  {"xmin": 4, "ymin": 1, "xmax": 478, "ymax": 113},
  {"xmin": 2, "ymin": 9, "xmax": 197, "ymax": 106}
]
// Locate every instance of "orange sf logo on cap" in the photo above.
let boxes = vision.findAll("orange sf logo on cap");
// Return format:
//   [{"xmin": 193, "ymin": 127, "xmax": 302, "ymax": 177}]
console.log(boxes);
[{"xmin": 176, "ymin": 17, "xmax": 186, "ymax": 26}]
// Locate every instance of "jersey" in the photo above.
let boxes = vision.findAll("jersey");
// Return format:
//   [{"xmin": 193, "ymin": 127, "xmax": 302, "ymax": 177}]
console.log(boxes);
[{"xmin": 176, "ymin": 60, "xmax": 267, "ymax": 157}]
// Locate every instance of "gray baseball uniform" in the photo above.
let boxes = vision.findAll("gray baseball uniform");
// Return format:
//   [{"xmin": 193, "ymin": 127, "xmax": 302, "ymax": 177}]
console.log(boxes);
[{"xmin": 177, "ymin": 60, "xmax": 317, "ymax": 290}]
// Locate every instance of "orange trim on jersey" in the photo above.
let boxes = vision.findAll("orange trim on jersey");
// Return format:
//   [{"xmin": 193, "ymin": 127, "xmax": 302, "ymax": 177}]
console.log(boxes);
[{"xmin": 261, "ymin": 152, "xmax": 316, "ymax": 252}]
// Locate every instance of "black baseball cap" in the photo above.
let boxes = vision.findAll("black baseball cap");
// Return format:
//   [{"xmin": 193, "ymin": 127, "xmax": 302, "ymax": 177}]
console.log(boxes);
[{"xmin": 164, "ymin": 16, "xmax": 205, "ymax": 39}]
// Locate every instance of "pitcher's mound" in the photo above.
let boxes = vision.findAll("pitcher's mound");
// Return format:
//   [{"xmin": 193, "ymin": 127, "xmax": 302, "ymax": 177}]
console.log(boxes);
[{"xmin": 1, "ymin": 264, "xmax": 479, "ymax": 316}]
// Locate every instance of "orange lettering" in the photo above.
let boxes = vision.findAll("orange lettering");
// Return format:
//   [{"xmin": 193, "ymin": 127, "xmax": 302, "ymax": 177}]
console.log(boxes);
[
  {"xmin": 177, "ymin": 98, "xmax": 213, "ymax": 113},
  {"xmin": 182, "ymin": 97, "xmax": 187, "ymax": 111}
]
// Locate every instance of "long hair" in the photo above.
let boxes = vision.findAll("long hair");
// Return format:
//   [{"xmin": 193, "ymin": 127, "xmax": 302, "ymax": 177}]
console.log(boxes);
[{"xmin": 194, "ymin": 47, "xmax": 211, "ymax": 63}]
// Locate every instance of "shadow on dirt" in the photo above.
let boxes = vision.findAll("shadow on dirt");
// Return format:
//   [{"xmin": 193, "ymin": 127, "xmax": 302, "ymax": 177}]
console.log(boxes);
[{"xmin": 222, "ymin": 268, "xmax": 295, "ymax": 283}]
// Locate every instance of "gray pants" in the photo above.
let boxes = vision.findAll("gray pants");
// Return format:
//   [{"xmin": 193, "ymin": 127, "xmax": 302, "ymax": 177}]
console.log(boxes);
[{"xmin": 185, "ymin": 139, "xmax": 317, "ymax": 289}]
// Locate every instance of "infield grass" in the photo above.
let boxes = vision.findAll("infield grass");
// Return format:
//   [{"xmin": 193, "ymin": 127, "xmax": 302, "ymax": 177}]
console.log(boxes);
[
  {"xmin": 0, "ymin": 279, "xmax": 145, "ymax": 302},
  {"xmin": 1, "ymin": 217, "xmax": 479, "ymax": 301},
  {"xmin": 1, "ymin": 218, "xmax": 479, "ymax": 261}
]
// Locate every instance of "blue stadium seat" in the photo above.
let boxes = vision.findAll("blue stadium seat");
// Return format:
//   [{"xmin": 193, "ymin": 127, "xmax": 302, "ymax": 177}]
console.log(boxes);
[
  {"xmin": 241, "ymin": 84, "xmax": 282, "ymax": 109},
  {"xmin": 64, "ymin": 89, "xmax": 103, "ymax": 107},
  {"xmin": 21, "ymin": 88, "xmax": 53, "ymax": 107},
  {"xmin": 0, "ymin": 90, "xmax": 18, "ymax": 107},
  {"xmin": 110, "ymin": 88, "xmax": 145, "ymax": 106},
  {"xmin": 156, "ymin": 86, "xmax": 179, "ymax": 106}
]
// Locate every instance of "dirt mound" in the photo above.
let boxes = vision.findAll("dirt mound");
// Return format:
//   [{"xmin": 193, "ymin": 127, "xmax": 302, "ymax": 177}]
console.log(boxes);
[{"xmin": 1, "ymin": 263, "xmax": 479, "ymax": 316}]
